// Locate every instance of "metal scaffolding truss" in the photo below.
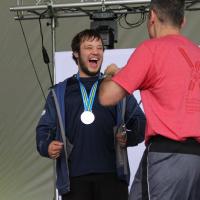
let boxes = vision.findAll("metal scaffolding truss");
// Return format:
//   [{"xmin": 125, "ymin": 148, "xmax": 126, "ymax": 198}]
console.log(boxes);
[
  {"xmin": 10, "ymin": 1, "xmax": 152, "ymax": 20},
  {"xmin": 10, "ymin": 0, "xmax": 200, "ymax": 21},
  {"xmin": 9, "ymin": 0, "xmax": 200, "ymax": 55}
]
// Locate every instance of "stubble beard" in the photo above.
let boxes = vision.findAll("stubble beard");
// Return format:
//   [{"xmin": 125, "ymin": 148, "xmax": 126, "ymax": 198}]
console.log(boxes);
[{"xmin": 78, "ymin": 58, "xmax": 101, "ymax": 77}]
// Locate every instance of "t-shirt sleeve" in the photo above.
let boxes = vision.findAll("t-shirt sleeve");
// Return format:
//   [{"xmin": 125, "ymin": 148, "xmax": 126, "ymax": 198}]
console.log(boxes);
[{"xmin": 112, "ymin": 43, "xmax": 153, "ymax": 94}]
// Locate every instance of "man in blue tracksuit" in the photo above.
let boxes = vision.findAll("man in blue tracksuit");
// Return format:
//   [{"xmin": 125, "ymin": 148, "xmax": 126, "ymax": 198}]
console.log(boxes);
[{"xmin": 36, "ymin": 29, "xmax": 146, "ymax": 200}]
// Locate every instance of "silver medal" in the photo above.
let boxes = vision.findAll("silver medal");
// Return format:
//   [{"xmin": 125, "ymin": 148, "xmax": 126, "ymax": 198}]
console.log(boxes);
[{"xmin": 80, "ymin": 111, "xmax": 95, "ymax": 125}]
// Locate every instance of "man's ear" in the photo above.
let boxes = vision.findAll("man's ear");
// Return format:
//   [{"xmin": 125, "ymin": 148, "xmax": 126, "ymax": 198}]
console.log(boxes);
[
  {"xmin": 149, "ymin": 9, "xmax": 157, "ymax": 25},
  {"xmin": 73, "ymin": 52, "xmax": 79, "ymax": 59}
]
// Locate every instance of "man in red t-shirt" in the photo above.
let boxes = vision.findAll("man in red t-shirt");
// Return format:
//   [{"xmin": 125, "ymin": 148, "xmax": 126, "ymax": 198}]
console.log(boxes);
[{"xmin": 99, "ymin": 0, "xmax": 200, "ymax": 199}]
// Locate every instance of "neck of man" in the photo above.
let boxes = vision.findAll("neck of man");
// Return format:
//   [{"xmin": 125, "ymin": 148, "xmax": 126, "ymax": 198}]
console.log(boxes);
[
  {"xmin": 155, "ymin": 23, "xmax": 181, "ymax": 38},
  {"xmin": 79, "ymin": 71, "xmax": 90, "ymax": 78}
]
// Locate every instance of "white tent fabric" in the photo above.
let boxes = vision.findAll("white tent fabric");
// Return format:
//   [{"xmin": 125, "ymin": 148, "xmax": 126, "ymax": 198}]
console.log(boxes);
[{"xmin": 0, "ymin": 0, "xmax": 200, "ymax": 199}]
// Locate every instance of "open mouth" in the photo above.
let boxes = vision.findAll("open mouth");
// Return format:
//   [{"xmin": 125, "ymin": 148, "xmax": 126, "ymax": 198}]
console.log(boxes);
[
  {"xmin": 89, "ymin": 58, "xmax": 98, "ymax": 64},
  {"xmin": 89, "ymin": 58, "xmax": 99, "ymax": 68}
]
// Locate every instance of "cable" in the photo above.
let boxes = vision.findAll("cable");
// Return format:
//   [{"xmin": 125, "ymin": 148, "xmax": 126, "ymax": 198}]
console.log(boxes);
[
  {"xmin": 17, "ymin": 12, "xmax": 47, "ymax": 102},
  {"xmin": 38, "ymin": 14, "xmax": 54, "ymax": 86},
  {"xmin": 115, "ymin": 5, "xmax": 148, "ymax": 29},
  {"xmin": 118, "ymin": 9, "xmax": 147, "ymax": 29},
  {"xmin": 118, "ymin": 14, "xmax": 134, "ymax": 30}
]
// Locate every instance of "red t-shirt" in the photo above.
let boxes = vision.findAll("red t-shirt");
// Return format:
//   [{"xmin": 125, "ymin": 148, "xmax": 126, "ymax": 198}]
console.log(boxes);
[{"xmin": 113, "ymin": 35, "xmax": 200, "ymax": 143}]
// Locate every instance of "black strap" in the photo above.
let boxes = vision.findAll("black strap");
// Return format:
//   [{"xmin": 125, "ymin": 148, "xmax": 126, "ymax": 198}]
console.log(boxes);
[
  {"xmin": 121, "ymin": 97, "xmax": 126, "ymax": 123},
  {"xmin": 142, "ymin": 148, "xmax": 149, "ymax": 200}
]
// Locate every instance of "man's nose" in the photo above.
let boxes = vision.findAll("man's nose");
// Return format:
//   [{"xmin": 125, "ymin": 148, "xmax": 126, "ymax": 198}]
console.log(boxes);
[{"xmin": 91, "ymin": 47, "xmax": 99, "ymax": 54}]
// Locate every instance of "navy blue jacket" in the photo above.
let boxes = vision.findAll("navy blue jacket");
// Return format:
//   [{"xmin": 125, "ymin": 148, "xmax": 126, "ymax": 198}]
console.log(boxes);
[{"xmin": 36, "ymin": 77, "xmax": 146, "ymax": 195}]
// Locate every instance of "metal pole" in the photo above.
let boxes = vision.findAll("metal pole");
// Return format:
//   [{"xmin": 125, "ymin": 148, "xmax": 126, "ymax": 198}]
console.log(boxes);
[
  {"xmin": 53, "ymin": 160, "xmax": 57, "ymax": 200},
  {"xmin": 50, "ymin": 5, "xmax": 58, "ymax": 199},
  {"xmin": 45, "ymin": 2, "xmax": 58, "ymax": 199},
  {"xmin": 52, "ymin": 17, "xmax": 57, "ymax": 199},
  {"xmin": 10, "ymin": 0, "xmax": 195, "ymax": 21},
  {"xmin": 51, "ymin": 16, "xmax": 56, "ymax": 85},
  {"xmin": 10, "ymin": 0, "xmax": 195, "ymax": 12},
  {"xmin": 10, "ymin": 0, "xmax": 151, "ymax": 12}
]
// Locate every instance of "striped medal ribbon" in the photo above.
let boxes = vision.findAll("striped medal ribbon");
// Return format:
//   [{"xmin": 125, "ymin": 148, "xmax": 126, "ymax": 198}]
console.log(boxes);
[{"xmin": 77, "ymin": 73, "xmax": 99, "ymax": 125}]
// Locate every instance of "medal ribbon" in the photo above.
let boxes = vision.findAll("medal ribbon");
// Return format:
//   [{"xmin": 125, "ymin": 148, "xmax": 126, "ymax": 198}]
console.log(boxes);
[{"xmin": 77, "ymin": 73, "xmax": 99, "ymax": 112}]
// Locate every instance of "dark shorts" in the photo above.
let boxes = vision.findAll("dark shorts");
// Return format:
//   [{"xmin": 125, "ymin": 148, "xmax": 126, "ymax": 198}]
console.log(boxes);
[
  {"xmin": 129, "ymin": 136, "xmax": 200, "ymax": 200},
  {"xmin": 62, "ymin": 173, "xmax": 128, "ymax": 200}
]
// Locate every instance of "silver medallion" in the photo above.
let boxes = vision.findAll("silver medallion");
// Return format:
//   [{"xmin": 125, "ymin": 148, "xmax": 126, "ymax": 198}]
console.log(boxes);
[{"xmin": 80, "ymin": 111, "xmax": 95, "ymax": 125}]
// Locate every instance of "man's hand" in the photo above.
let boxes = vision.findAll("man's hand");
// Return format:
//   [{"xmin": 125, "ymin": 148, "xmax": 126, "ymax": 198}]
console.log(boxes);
[
  {"xmin": 48, "ymin": 141, "xmax": 63, "ymax": 160},
  {"xmin": 99, "ymin": 63, "xmax": 127, "ymax": 106},
  {"xmin": 104, "ymin": 64, "xmax": 120, "ymax": 77},
  {"xmin": 116, "ymin": 132, "xmax": 127, "ymax": 148}
]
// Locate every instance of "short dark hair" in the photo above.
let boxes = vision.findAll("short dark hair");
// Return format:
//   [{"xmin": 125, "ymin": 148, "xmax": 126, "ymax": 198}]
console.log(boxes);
[
  {"xmin": 71, "ymin": 29, "xmax": 104, "ymax": 64},
  {"xmin": 150, "ymin": 0, "xmax": 185, "ymax": 28}
]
